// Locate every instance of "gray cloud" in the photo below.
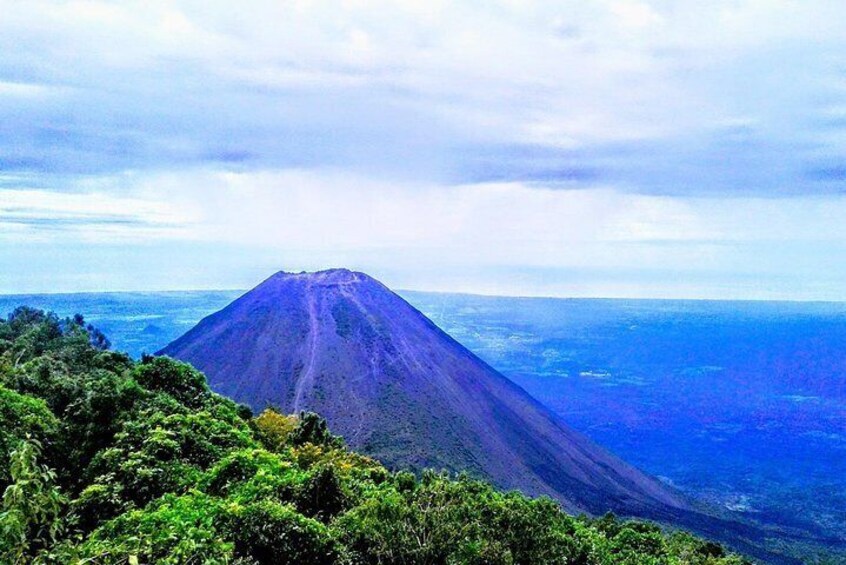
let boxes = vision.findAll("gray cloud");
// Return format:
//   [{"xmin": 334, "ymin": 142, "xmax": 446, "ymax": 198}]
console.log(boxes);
[
  {"xmin": 0, "ymin": 215, "xmax": 161, "ymax": 228},
  {"xmin": 806, "ymin": 165, "xmax": 846, "ymax": 183}
]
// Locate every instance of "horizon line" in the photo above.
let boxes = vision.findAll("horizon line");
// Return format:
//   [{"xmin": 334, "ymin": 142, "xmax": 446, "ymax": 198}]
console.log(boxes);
[{"xmin": 1, "ymin": 286, "xmax": 846, "ymax": 306}]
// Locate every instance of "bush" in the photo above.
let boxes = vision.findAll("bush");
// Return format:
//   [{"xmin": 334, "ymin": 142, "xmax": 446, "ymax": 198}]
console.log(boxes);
[
  {"xmin": 73, "ymin": 481, "xmax": 126, "ymax": 532},
  {"xmin": 253, "ymin": 409, "xmax": 298, "ymax": 451},
  {"xmin": 81, "ymin": 492, "xmax": 232, "ymax": 564},
  {"xmin": 133, "ymin": 356, "xmax": 210, "ymax": 408},
  {"xmin": 203, "ymin": 448, "xmax": 309, "ymax": 508},
  {"xmin": 0, "ymin": 386, "xmax": 57, "ymax": 485},
  {"xmin": 231, "ymin": 500, "xmax": 338, "ymax": 564},
  {"xmin": 289, "ymin": 411, "xmax": 344, "ymax": 448},
  {"xmin": 296, "ymin": 464, "xmax": 348, "ymax": 521},
  {"xmin": 0, "ymin": 439, "xmax": 65, "ymax": 563},
  {"xmin": 83, "ymin": 408, "xmax": 254, "ymax": 513}
]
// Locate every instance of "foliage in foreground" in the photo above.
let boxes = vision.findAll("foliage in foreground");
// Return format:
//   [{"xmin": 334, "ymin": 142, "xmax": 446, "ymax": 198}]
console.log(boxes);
[{"xmin": 0, "ymin": 306, "xmax": 751, "ymax": 564}]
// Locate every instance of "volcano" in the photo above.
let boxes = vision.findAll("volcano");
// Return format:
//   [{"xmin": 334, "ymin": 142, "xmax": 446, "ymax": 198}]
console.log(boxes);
[{"xmin": 162, "ymin": 269, "xmax": 694, "ymax": 519}]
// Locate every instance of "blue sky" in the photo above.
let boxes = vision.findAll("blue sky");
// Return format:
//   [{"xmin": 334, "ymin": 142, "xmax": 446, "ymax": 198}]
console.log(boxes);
[{"xmin": 1, "ymin": 1, "xmax": 845, "ymax": 298}]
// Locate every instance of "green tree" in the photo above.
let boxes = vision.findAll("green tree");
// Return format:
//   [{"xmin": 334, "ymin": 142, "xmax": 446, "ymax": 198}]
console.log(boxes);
[
  {"xmin": 0, "ymin": 438, "xmax": 65, "ymax": 563},
  {"xmin": 132, "ymin": 356, "xmax": 211, "ymax": 408},
  {"xmin": 0, "ymin": 386, "xmax": 57, "ymax": 486},
  {"xmin": 289, "ymin": 411, "xmax": 344, "ymax": 448},
  {"xmin": 232, "ymin": 499, "xmax": 338, "ymax": 564}
]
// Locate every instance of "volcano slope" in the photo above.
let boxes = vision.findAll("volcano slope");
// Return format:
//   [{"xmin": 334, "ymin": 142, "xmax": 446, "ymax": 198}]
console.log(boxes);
[{"xmin": 161, "ymin": 269, "xmax": 798, "ymax": 562}]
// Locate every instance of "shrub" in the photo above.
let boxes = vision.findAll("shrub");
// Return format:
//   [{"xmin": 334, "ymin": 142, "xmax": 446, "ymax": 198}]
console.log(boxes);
[
  {"xmin": 0, "ymin": 439, "xmax": 65, "ymax": 563},
  {"xmin": 0, "ymin": 386, "xmax": 57, "ymax": 485},
  {"xmin": 231, "ymin": 500, "xmax": 338, "ymax": 564},
  {"xmin": 296, "ymin": 464, "xmax": 348, "ymax": 521},
  {"xmin": 289, "ymin": 411, "xmax": 344, "ymax": 448},
  {"xmin": 253, "ymin": 409, "xmax": 298, "ymax": 451},
  {"xmin": 133, "ymin": 356, "xmax": 210, "ymax": 408},
  {"xmin": 81, "ymin": 492, "xmax": 232, "ymax": 564},
  {"xmin": 73, "ymin": 481, "xmax": 126, "ymax": 532}
]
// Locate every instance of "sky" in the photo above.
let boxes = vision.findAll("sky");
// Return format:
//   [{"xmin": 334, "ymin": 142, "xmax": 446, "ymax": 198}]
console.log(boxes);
[{"xmin": 1, "ymin": 0, "xmax": 845, "ymax": 299}]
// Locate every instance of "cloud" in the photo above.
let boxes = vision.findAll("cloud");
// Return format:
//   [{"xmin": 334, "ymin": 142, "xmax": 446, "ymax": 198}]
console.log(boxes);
[
  {"xmin": 0, "ymin": 81, "xmax": 57, "ymax": 98},
  {"xmin": 0, "ymin": 1, "xmax": 844, "ymax": 195},
  {"xmin": 608, "ymin": 0, "xmax": 665, "ymax": 29},
  {"xmin": 0, "ymin": 187, "xmax": 190, "ymax": 242},
  {"xmin": 4, "ymin": 165, "xmax": 846, "ymax": 297},
  {"xmin": 806, "ymin": 165, "xmax": 846, "ymax": 182},
  {"xmin": 14, "ymin": 166, "xmax": 842, "ymax": 262}
]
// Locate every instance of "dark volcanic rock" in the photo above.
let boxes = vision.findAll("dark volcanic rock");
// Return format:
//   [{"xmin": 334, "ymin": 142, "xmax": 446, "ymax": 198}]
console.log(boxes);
[{"xmin": 162, "ymin": 269, "xmax": 692, "ymax": 519}]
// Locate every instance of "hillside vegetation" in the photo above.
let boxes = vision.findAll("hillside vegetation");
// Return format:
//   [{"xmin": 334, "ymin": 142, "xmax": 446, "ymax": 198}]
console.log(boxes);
[{"xmin": 0, "ymin": 307, "xmax": 750, "ymax": 564}]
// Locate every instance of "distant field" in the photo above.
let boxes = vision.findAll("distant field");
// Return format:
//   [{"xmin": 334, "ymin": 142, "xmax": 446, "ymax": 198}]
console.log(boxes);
[
  {"xmin": 1, "ymin": 290, "xmax": 844, "ymax": 559},
  {"xmin": 0, "ymin": 290, "xmax": 244, "ymax": 358},
  {"xmin": 406, "ymin": 292, "xmax": 846, "ymax": 559}
]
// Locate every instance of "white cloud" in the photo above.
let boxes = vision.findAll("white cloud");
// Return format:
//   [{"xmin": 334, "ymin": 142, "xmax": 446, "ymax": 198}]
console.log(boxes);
[
  {"xmin": 608, "ymin": 0, "xmax": 665, "ymax": 29},
  {"xmin": 3, "ymin": 0, "xmax": 843, "ymax": 152},
  {"xmin": 3, "ymin": 165, "xmax": 846, "ymax": 297},
  {"xmin": 0, "ymin": 81, "xmax": 53, "ymax": 98},
  {"xmin": 0, "ymin": 187, "xmax": 191, "ymax": 242},
  {"xmin": 12, "ymin": 166, "xmax": 838, "ymax": 271}
]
